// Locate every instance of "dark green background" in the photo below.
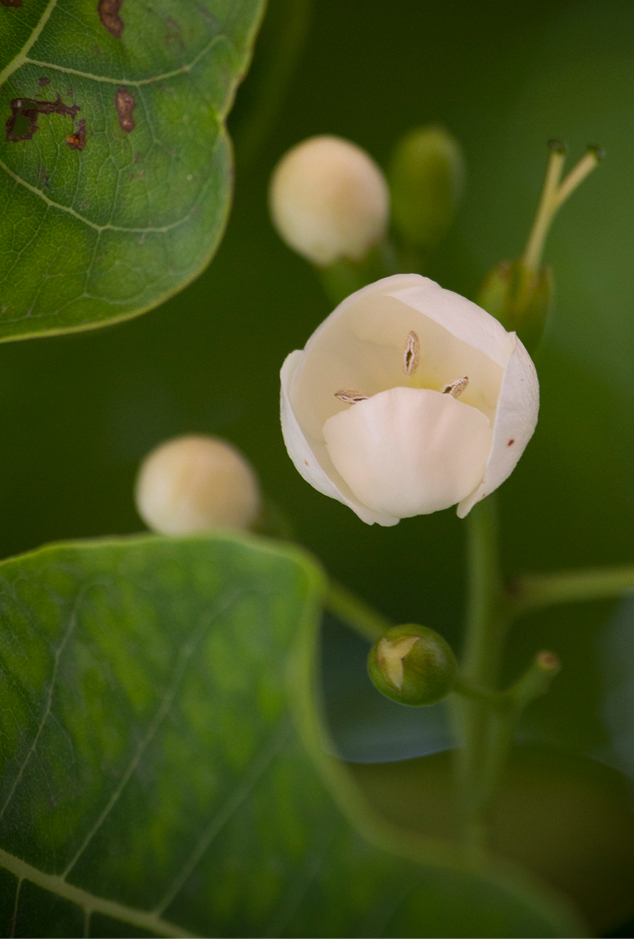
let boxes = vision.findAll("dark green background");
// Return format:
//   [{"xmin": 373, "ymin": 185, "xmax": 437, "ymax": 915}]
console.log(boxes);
[{"xmin": 2, "ymin": 0, "xmax": 634, "ymax": 777}]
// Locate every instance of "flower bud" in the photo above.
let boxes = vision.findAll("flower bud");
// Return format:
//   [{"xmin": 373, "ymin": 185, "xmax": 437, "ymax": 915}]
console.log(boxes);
[
  {"xmin": 368, "ymin": 624, "xmax": 458, "ymax": 706},
  {"xmin": 280, "ymin": 274, "xmax": 539, "ymax": 525},
  {"xmin": 389, "ymin": 125, "xmax": 464, "ymax": 251},
  {"xmin": 477, "ymin": 259, "xmax": 551, "ymax": 353},
  {"xmin": 269, "ymin": 135, "xmax": 390, "ymax": 266},
  {"xmin": 135, "ymin": 435, "xmax": 261, "ymax": 535}
]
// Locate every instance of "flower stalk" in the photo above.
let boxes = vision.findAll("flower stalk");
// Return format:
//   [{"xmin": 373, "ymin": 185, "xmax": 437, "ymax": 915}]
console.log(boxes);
[{"xmin": 477, "ymin": 140, "xmax": 604, "ymax": 351}]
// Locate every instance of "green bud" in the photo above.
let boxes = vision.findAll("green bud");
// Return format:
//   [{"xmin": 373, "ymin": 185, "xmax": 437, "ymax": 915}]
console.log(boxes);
[
  {"xmin": 477, "ymin": 259, "xmax": 551, "ymax": 353},
  {"xmin": 388, "ymin": 125, "xmax": 464, "ymax": 251},
  {"xmin": 368, "ymin": 624, "xmax": 458, "ymax": 707}
]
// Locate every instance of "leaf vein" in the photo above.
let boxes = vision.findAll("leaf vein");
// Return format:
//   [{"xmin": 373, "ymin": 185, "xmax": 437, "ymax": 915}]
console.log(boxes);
[
  {"xmin": 0, "ymin": 845, "xmax": 196, "ymax": 939},
  {"xmin": 0, "ymin": 158, "xmax": 204, "ymax": 234},
  {"xmin": 62, "ymin": 587, "xmax": 243, "ymax": 880},
  {"xmin": 0, "ymin": 592, "xmax": 80, "ymax": 824},
  {"xmin": 154, "ymin": 719, "xmax": 293, "ymax": 917},
  {"xmin": 22, "ymin": 34, "xmax": 226, "ymax": 89},
  {"xmin": 0, "ymin": 0, "xmax": 59, "ymax": 89}
]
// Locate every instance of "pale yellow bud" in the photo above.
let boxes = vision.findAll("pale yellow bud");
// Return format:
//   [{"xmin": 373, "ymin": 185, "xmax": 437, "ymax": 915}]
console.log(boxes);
[
  {"xmin": 135, "ymin": 435, "xmax": 261, "ymax": 535},
  {"xmin": 269, "ymin": 135, "xmax": 389, "ymax": 266}
]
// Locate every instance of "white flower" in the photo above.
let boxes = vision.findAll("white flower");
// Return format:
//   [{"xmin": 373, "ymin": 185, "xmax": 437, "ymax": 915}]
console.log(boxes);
[
  {"xmin": 280, "ymin": 274, "xmax": 539, "ymax": 525},
  {"xmin": 135, "ymin": 435, "xmax": 261, "ymax": 534},
  {"xmin": 269, "ymin": 135, "xmax": 389, "ymax": 266}
]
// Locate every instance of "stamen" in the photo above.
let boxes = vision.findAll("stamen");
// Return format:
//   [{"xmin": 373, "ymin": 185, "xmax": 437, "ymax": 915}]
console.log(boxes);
[
  {"xmin": 403, "ymin": 330, "xmax": 420, "ymax": 376},
  {"xmin": 335, "ymin": 389, "xmax": 370, "ymax": 404},
  {"xmin": 441, "ymin": 376, "xmax": 469, "ymax": 398}
]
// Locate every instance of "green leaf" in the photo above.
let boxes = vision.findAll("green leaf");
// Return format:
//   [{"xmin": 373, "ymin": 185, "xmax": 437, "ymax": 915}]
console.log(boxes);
[
  {"xmin": 0, "ymin": 0, "xmax": 264, "ymax": 341},
  {"xmin": 0, "ymin": 533, "xmax": 585, "ymax": 937}
]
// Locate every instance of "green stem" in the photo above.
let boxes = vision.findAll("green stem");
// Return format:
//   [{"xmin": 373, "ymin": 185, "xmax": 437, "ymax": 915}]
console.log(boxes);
[
  {"xmin": 325, "ymin": 580, "xmax": 392, "ymax": 642},
  {"xmin": 477, "ymin": 652, "xmax": 560, "ymax": 804},
  {"xmin": 454, "ymin": 495, "xmax": 509, "ymax": 856},
  {"xmin": 512, "ymin": 564, "xmax": 634, "ymax": 618},
  {"xmin": 462, "ymin": 495, "xmax": 507, "ymax": 686}
]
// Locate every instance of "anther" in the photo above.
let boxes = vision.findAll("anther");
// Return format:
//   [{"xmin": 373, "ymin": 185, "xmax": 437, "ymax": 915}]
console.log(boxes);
[
  {"xmin": 403, "ymin": 330, "xmax": 420, "ymax": 376},
  {"xmin": 441, "ymin": 376, "xmax": 469, "ymax": 398},
  {"xmin": 335, "ymin": 389, "xmax": 370, "ymax": 404}
]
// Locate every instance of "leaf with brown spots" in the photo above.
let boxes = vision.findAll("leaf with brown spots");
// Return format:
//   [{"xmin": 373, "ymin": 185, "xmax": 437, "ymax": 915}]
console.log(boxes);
[
  {"xmin": 114, "ymin": 86, "xmax": 135, "ymax": 132},
  {"xmin": 5, "ymin": 93, "xmax": 80, "ymax": 142},
  {"xmin": 65, "ymin": 118, "xmax": 86, "ymax": 151},
  {"xmin": 97, "ymin": 0, "xmax": 124, "ymax": 38},
  {"xmin": 0, "ymin": 0, "xmax": 266, "ymax": 341}
]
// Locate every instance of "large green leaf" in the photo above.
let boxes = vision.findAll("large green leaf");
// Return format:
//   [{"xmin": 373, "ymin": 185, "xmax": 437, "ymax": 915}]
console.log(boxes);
[
  {"xmin": 0, "ymin": 0, "xmax": 263, "ymax": 341},
  {"xmin": 0, "ymin": 533, "xmax": 585, "ymax": 937}
]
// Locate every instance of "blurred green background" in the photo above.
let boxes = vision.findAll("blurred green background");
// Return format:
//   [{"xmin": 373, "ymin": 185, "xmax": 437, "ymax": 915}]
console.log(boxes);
[{"xmin": 2, "ymin": 0, "xmax": 634, "ymax": 793}]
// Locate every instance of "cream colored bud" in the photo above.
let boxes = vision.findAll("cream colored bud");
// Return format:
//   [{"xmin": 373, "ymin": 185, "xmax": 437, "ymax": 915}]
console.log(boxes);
[
  {"xmin": 269, "ymin": 135, "xmax": 389, "ymax": 266},
  {"xmin": 135, "ymin": 435, "xmax": 261, "ymax": 535}
]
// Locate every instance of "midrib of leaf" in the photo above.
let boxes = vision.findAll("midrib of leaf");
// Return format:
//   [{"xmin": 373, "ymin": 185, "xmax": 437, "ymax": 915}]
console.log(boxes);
[
  {"xmin": 0, "ymin": 0, "xmax": 59, "ymax": 89},
  {"xmin": 0, "ymin": 846, "xmax": 195, "ymax": 939}
]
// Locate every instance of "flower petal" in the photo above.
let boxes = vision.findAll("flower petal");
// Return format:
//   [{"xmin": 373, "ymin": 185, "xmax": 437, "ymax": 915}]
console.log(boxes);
[
  {"xmin": 323, "ymin": 387, "xmax": 493, "ymax": 518},
  {"xmin": 387, "ymin": 275, "xmax": 514, "ymax": 368},
  {"xmin": 304, "ymin": 273, "xmax": 514, "ymax": 368},
  {"xmin": 457, "ymin": 334, "xmax": 539, "ymax": 518},
  {"xmin": 280, "ymin": 351, "xmax": 399, "ymax": 526}
]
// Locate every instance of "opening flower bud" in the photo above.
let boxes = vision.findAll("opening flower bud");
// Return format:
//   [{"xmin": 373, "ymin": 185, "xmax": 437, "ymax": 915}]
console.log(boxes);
[
  {"xmin": 280, "ymin": 274, "xmax": 539, "ymax": 524},
  {"xmin": 368, "ymin": 624, "xmax": 458, "ymax": 706},
  {"xmin": 269, "ymin": 135, "xmax": 390, "ymax": 266},
  {"xmin": 135, "ymin": 435, "xmax": 261, "ymax": 535},
  {"xmin": 388, "ymin": 125, "xmax": 464, "ymax": 250}
]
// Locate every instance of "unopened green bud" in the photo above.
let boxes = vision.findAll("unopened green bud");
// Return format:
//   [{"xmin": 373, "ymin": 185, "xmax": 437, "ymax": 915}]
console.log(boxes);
[
  {"xmin": 388, "ymin": 125, "xmax": 464, "ymax": 251},
  {"xmin": 368, "ymin": 624, "xmax": 457, "ymax": 707},
  {"xmin": 477, "ymin": 259, "xmax": 552, "ymax": 352}
]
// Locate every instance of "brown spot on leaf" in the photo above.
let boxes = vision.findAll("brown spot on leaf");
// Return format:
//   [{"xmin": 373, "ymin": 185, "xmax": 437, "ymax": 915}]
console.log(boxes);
[
  {"xmin": 5, "ymin": 94, "xmax": 80, "ymax": 143},
  {"xmin": 1, "ymin": 0, "xmax": 23, "ymax": 7},
  {"xmin": 165, "ymin": 16, "xmax": 185, "ymax": 51},
  {"xmin": 115, "ymin": 87, "xmax": 135, "ymax": 132},
  {"xmin": 38, "ymin": 77, "xmax": 50, "ymax": 87},
  {"xmin": 36, "ymin": 166, "xmax": 50, "ymax": 188},
  {"xmin": 66, "ymin": 119, "xmax": 86, "ymax": 151},
  {"xmin": 98, "ymin": 0, "xmax": 124, "ymax": 38},
  {"xmin": 507, "ymin": 439, "xmax": 515, "ymax": 446}
]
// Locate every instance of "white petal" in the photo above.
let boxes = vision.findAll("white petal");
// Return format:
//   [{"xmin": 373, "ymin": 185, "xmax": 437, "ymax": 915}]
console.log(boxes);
[
  {"xmin": 386, "ymin": 276, "xmax": 514, "ymax": 367},
  {"xmin": 304, "ymin": 273, "xmax": 514, "ymax": 368},
  {"xmin": 457, "ymin": 334, "xmax": 539, "ymax": 518},
  {"xmin": 323, "ymin": 387, "xmax": 493, "ymax": 518},
  {"xmin": 280, "ymin": 351, "xmax": 399, "ymax": 526},
  {"xmin": 291, "ymin": 274, "xmax": 506, "ymax": 439}
]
